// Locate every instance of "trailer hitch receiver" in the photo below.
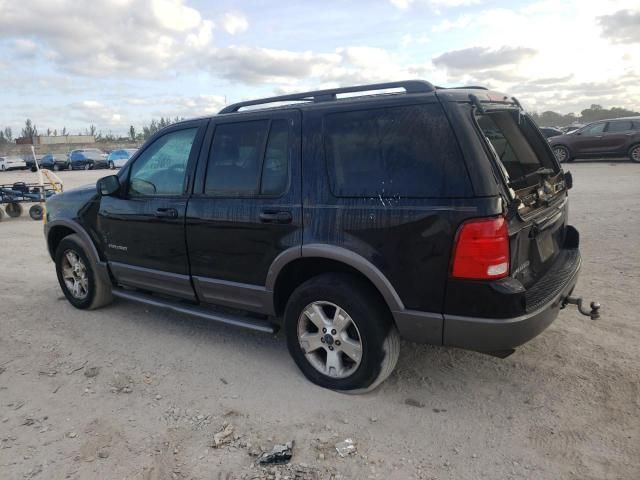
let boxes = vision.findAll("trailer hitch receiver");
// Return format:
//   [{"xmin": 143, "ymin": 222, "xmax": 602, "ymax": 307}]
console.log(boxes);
[{"xmin": 563, "ymin": 296, "xmax": 601, "ymax": 320}]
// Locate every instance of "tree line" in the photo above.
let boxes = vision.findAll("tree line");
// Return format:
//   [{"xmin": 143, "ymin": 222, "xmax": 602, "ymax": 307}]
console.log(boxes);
[
  {"xmin": 530, "ymin": 104, "xmax": 640, "ymax": 127},
  {"xmin": 0, "ymin": 116, "xmax": 186, "ymax": 146}
]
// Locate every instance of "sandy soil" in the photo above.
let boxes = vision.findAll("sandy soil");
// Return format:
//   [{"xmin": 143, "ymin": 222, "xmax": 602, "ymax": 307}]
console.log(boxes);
[{"xmin": 0, "ymin": 163, "xmax": 638, "ymax": 480}]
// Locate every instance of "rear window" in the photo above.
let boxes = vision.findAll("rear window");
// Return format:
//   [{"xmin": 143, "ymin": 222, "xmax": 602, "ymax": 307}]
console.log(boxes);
[
  {"xmin": 323, "ymin": 104, "xmax": 470, "ymax": 198},
  {"xmin": 607, "ymin": 121, "xmax": 632, "ymax": 133},
  {"xmin": 476, "ymin": 111, "xmax": 556, "ymax": 189}
]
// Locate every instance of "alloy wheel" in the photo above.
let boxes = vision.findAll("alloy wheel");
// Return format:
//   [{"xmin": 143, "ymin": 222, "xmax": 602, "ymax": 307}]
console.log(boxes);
[
  {"xmin": 297, "ymin": 301, "xmax": 363, "ymax": 379},
  {"xmin": 631, "ymin": 146, "xmax": 640, "ymax": 163},
  {"xmin": 553, "ymin": 146, "xmax": 568, "ymax": 162},
  {"xmin": 61, "ymin": 250, "xmax": 89, "ymax": 300}
]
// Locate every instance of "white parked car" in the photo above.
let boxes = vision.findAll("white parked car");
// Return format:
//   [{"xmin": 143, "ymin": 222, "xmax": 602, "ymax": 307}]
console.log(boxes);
[
  {"xmin": 0, "ymin": 156, "xmax": 27, "ymax": 171},
  {"xmin": 106, "ymin": 149, "xmax": 138, "ymax": 169}
]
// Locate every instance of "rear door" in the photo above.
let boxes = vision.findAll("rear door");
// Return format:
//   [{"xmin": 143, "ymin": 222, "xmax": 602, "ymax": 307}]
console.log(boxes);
[
  {"xmin": 475, "ymin": 109, "xmax": 568, "ymax": 288},
  {"xmin": 186, "ymin": 110, "xmax": 302, "ymax": 313},
  {"xmin": 603, "ymin": 120, "xmax": 635, "ymax": 155},
  {"xmin": 97, "ymin": 120, "xmax": 207, "ymax": 300}
]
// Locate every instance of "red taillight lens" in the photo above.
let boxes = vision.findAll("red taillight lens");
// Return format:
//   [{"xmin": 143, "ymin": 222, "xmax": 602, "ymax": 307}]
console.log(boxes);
[{"xmin": 451, "ymin": 217, "xmax": 509, "ymax": 280}]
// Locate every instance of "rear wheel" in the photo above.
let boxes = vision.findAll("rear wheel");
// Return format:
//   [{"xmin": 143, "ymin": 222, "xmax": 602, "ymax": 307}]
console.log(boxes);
[
  {"xmin": 5, "ymin": 202, "xmax": 22, "ymax": 218},
  {"xmin": 629, "ymin": 144, "xmax": 640, "ymax": 163},
  {"xmin": 284, "ymin": 273, "xmax": 400, "ymax": 393},
  {"xmin": 55, "ymin": 234, "xmax": 113, "ymax": 310},
  {"xmin": 552, "ymin": 145, "xmax": 572, "ymax": 163},
  {"xmin": 53, "ymin": 164, "xmax": 60, "ymax": 171},
  {"xmin": 84, "ymin": 163, "xmax": 91, "ymax": 171},
  {"xmin": 108, "ymin": 161, "xmax": 115, "ymax": 169},
  {"xmin": 29, "ymin": 204, "xmax": 44, "ymax": 221}
]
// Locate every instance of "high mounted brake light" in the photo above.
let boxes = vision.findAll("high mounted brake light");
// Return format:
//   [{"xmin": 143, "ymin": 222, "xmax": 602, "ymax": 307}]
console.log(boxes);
[{"xmin": 451, "ymin": 217, "xmax": 509, "ymax": 280}]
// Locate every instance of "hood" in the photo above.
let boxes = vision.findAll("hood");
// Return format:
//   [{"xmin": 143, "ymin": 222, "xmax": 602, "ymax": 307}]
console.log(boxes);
[{"xmin": 45, "ymin": 183, "xmax": 98, "ymax": 222}]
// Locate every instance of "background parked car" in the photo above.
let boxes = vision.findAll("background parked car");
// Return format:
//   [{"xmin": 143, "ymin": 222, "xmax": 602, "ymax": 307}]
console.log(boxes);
[
  {"xmin": 549, "ymin": 117, "xmax": 640, "ymax": 162},
  {"xmin": 539, "ymin": 126, "xmax": 564, "ymax": 139},
  {"xmin": 0, "ymin": 156, "xmax": 27, "ymax": 171},
  {"xmin": 69, "ymin": 149, "xmax": 108, "ymax": 170},
  {"xmin": 107, "ymin": 148, "xmax": 137, "ymax": 169},
  {"xmin": 561, "ymin": 124, "xmax": 585, "ymax": 134},
  {"xmin": 40, "ymin": 153, "xmax": 70, "ymax": 171}
]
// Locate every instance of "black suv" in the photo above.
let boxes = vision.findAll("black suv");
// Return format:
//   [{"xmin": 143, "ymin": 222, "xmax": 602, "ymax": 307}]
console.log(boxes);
[{"xmin": 44, "ymin": 81, "xmax": 589, "ymax": 392}]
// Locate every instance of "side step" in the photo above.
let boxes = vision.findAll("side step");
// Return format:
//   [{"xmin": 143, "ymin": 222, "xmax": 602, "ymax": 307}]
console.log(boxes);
[{"xmin": 112, "ymin": 288, "xmax": 277, "ymax": 334}]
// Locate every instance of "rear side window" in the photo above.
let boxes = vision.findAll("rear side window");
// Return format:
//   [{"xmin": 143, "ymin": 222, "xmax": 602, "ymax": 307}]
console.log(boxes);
[
  {"xmin": 323, "ymin": 104, "xmax": 469, "ymax": 198},
  {"xmin": 205, "ymin": 119, "xmax": 290, "ymax": 196},
  {"xmin": 607, "ymin": 121, "xmax": 632, "ymax": 133}
]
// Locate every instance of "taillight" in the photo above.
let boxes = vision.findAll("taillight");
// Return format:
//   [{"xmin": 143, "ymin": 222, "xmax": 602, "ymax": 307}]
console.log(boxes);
[{"xmin": 451, "ymin": 217, "xmax": 509, "ymax": 280}]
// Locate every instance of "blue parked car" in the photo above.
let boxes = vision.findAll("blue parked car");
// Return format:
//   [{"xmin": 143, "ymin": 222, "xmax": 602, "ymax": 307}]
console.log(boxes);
[
  {"xmin": 40, "ymin": 153, "xmax": 70, "ymax": 171},
  {"xmin": 69, "ymin": 149, "xmax": 107, "ymax": 170}
]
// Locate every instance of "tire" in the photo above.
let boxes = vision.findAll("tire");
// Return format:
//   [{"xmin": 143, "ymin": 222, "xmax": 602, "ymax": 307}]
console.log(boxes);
[
  {"xmin": 55, "ymin": 234, "xmax": 113, "ymax": 310},
  {"xmin": 5, "ymin": 202, "xmax": 23, "ymax": 218},
  {"xmin": 284, "ymin": 273, "xmax": 400, "ymax": 393},
  {"xmin": 108, "ymin": 161, "xmax": 115, "ymax": 169},
  {"xmin": 84, "ymin": 163, "xmax": 91, "ymax": 171},
  {"xmin": 53, "ymin": 164, "xmax": 60, "ymax": 171},
  {"xmin": 552, "ymin": 145, "xmax": 572, "ymax": 163},
  {"xmin": 29, "ymin": 204, "xmax": 44, "ymax": 221},
  {"xmin": 1, "ymin": 165, "xmax": 5, "ymax": 171},
  {"xmin": 629, "ymin": 144, "xmax": 640, "ymax": 163}
]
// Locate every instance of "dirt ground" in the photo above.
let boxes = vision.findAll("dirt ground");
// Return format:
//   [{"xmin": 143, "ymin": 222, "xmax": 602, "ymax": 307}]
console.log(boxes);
[{"xmin": 0, "ymin": 163, "xmax": 638, "ymax": 480}]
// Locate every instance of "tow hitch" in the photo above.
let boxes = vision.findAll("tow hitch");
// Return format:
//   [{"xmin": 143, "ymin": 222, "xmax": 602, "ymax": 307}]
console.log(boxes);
[{"xmin": 563, "ymin": 296, "xmax": 601, "ymax": 320}]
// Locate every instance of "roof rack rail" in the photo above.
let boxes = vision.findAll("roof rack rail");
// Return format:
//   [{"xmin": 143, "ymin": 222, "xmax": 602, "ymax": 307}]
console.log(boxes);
[
  {"xmin": 445, "ymin": 85, "xmax": 488, "ymax": 90},
  {"xmin": 218, "ymin": 80, "xmax": 434, "ymax": 114}
]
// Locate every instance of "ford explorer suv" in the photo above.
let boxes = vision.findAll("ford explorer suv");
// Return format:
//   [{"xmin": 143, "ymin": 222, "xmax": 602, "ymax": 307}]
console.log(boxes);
[
  {"xmin": 44, "ymin": 81, "xmax": 598, "ymax": 392},
  {"xmin": 549, "ymin": 117, "xmax": 640, "ymax": 163}
]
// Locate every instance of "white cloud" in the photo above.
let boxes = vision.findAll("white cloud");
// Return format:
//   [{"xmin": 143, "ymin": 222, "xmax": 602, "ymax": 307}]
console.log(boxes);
[
  {"xmin": 389, "ymin": 0, "xmax": 481, "ymax": 9},
  {"xmin": 221, "ymin": 11, "xmax": 249, "ymax": 35}
]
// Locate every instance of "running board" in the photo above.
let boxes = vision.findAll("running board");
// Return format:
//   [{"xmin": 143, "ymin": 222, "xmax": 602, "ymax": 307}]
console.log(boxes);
[{"xmin": 112, "ymin": 288, "xmax": 277, "ymax": 334}]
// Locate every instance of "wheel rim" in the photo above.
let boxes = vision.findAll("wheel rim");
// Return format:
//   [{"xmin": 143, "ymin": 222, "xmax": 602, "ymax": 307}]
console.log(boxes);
[
  {"xmin": 553, "ymin": 146, "xmax": 567, "ymax": 162},
  {"xmin": 61, "ymin": 250, "xmax": 89, "ymax": 300},
  {"xmin": 632, "ymin": 146, "xmax": 640, "ymax": 162},
  {"xmin": 85, "ymin": 164, "xmax": 90, "ymax": 170},
  {"xmin": 297, "ymin": 301, "xmax": 363, "ymax": 379},
  {"xmin": 53, "ymin": 164, "xmax": 59, "ymax": 171}
]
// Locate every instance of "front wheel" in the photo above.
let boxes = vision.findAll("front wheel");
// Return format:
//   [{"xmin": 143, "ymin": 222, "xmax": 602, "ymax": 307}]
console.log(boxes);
[
  {"xmin": 108, "ymin": 161, "xmax": 115, "ymax": 169},
  {"xmin": 84, "ymin": 163, "xmax": 91, "ymax": 170},
  {"xmin": 552, "ymin": 145, "xmax": 572, "ymax": 163},
  {"xmin": 55, "ymin": 234, "xmax": 113, "ymax": 310},
  {"xmin": 53, "ymin": 164, "xmax": 60, "ymax": 171},
  {"xmin": 284, "ymin": 273, "xmax": 400, "ymax": 393},
  {"xmin": 629, "ymin": 144, "xmax": 640, "ymax": 163},
  {"xmin": 29, "ymin": 204, "xmax": 43, "ymax": 221}
]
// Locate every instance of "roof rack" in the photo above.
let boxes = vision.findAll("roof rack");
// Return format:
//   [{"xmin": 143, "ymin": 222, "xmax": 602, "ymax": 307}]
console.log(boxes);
[
  {"xmin": 436, "ymin": 85, "xmax": 488, "ymax": 90},
  {"xmin": 218, "ymin": 80, "xmax": 434, "ymax": 114}
]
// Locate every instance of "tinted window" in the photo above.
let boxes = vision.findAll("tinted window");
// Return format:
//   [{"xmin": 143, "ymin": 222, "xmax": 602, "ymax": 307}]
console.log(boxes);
[
  {"xmin": 129, "ymin": 128, "xmax": 197, "ymax": 196},
  {"xmin": 582, "ymin": 123, "xmax": 606, "ymax": 135},
  {"xmin": 607, "ymin": 121, "xmax": 632, "ymax": 133},
  {"xmin": 261, "ymin": 120, "xmax": 289, "ymax": 195},
  {"xmin": 324, "ymin": 104, "xmax": 468, "ymax": 197},
  {"xmin": 205, "ymin": 121, "xmax": 268, "ymax": 195}
]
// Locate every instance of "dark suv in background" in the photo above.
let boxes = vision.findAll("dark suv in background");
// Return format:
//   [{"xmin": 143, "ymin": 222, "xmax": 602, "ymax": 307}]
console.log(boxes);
[
  {"xmin": 549, "ymin": 117, "xmax": 640, "ymax": 162},
  {"xmin": 40, "ymin": 153, "xmax": 70, "ymax": 171},
  {"xmin": 44, "ymin": 81, "xmax": 593, "ymax": 392}
]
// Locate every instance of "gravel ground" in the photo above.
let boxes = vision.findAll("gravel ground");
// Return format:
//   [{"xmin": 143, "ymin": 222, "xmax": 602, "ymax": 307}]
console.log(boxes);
[{"xmin": 0, "ymin": 163, "xmax": 638, "ymax": 480}]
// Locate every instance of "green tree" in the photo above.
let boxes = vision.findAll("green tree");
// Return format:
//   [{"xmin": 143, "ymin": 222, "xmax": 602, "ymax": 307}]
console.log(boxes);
[
  {"xmin": 21, "ymin": 118, "xmax": 37, "ymax": 138},
  {"xmin": 4, "ymin": 127, "xmax": 12, "ymax": 142},
  {"xmin": 129, "ymin": 125, "xmax": 136, "ymax": 141}
]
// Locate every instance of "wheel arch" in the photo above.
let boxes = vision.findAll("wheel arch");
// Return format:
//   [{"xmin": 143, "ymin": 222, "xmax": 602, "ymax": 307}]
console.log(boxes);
[
  {"xmin": 46, "ymin": 219, "xmax": 101, "ymax": 265},
  {"xmin": 267, "ymin": 244, "xmax": 404, "ymax": 318}
]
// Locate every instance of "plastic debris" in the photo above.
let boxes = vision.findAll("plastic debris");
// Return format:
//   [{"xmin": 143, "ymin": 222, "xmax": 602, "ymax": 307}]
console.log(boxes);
[
  {"xmin": 335, "ymin": 438, "xmax": 356, "ymax": 457},
  {"xmin": 211, "ymin": 423, "xmax": 234, "ymax": 448},
  {"xmin": 258, "ymin": 441, "xmax": 294, "ymax": 465}
]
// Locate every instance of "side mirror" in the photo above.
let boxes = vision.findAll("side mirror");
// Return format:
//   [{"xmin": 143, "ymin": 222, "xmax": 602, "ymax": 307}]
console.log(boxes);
[
  {"xmin": 564, "ymin": 171, "xmax": 573, "ymax": 190},
  {"xmin": 97, "ymin": 175, "xmax": 120, "ymax": 196}
]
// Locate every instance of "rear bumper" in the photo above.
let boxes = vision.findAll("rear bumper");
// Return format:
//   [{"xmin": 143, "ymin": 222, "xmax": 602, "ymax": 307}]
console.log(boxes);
[{"xmin": 443, "ymin": 249, "xmax": 581, "ymax": 351}]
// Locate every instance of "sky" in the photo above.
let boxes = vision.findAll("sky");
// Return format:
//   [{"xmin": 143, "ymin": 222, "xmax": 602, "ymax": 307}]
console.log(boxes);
[{"xmin": 0, "ymin": 0, "xmax": 638, "ymax": 136}]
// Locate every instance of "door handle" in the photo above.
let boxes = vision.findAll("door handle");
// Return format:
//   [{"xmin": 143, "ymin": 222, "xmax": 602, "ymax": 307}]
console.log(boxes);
[
  {"xmin": 259, "ymin": 210, "xmax": 292, "ymax": 224},
  {"xmin": 155, "ymin": 207, "xmax": 178, "ymax": 218}
]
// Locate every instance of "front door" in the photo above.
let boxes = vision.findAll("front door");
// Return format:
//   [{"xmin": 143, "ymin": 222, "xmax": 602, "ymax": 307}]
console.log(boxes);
[
  {"xmin": 186, "ymin": 111, "xmax": 302, "ymax": 313},
  {"xmin": 98, "ymin": 121, "xmax": 206, "ymax": 300},
  {"xmin": 572, "ymin": 121, "xmax": 607, "ymax": 155}
]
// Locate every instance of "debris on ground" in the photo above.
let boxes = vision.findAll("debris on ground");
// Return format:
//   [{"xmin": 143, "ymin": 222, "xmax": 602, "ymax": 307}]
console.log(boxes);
[
  {"xmin": 211, "ymin": 423, "xmax": 234, "ymax": 448},
  {"xmin": 110, "ymin": 372, "xmax": 133, "ymax": 393},
  {"xmin": 84, "ymin": 366, "xmax": 100, "ymax": 378},
  {"xmin": 257, "ymin": 441, "xmax": 293, "ymax": 465},
  {"xmin": 335, "ymin": 438, "xmax": 356, "ymax": 457},
  {"xmin": 405, "ymin": 398, "xmax": 425, "ymax": 408}
]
